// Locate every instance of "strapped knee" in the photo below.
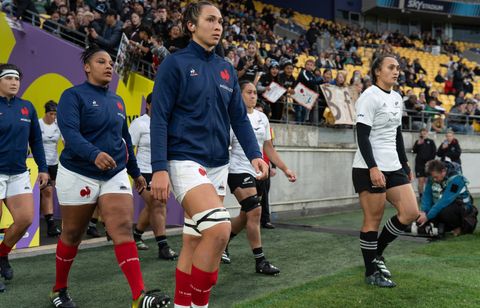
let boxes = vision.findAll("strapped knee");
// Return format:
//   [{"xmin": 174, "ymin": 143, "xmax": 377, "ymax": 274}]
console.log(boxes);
[
  {"xmin": 183, "ymin": 218, "xmax": 202, "ymax": 237},
  {"xmin": 192, "ymin": 207, "xmax": 231, "ymax": 233},
  {"xmin": 239, "ymin": 195, "xmax": 261, "ymax": 213}
]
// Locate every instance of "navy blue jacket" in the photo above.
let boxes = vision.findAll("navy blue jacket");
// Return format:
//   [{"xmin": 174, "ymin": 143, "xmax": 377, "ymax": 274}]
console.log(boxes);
[
  {"xmin": 57, "ymin": 82, "xmax": 140, "ymax": 180},
  {"xmin": 151, "ymin": 41, "xmax": 262, "ymax": 172},
  {"xmin": 0, "ymin": 96, "xmax": 48, "ymax": 175}
]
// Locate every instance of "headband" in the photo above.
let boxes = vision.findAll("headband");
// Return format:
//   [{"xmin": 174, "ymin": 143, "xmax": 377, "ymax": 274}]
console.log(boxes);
[{"xmin": 0, "ymin": 69, "xmax": 20, "ymax": 79}]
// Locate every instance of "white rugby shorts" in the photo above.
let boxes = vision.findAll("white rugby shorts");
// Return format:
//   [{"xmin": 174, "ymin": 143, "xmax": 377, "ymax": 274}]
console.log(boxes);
[
  {"xmin": 168, "ymin": 160, "xmax": 228, "ymax": 204},
  {"xmin": 56, "ymin": 164, "xmax": 132, "ymax": 205},
  {"xmin": 0, "ymin": 171, "xmax": 32, "ymax": 199}
]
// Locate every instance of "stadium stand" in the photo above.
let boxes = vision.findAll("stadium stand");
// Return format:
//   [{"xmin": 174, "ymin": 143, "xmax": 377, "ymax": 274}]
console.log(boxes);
[{"xmin": 2, "ymin": 0, "xmax": 480, "ymax": 132}]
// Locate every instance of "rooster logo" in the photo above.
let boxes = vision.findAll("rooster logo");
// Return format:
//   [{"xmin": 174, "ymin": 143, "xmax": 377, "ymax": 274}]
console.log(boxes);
[
  {"xmin": 198, "ymin": 168, "xmax": 207, "ymax": 176},
  {"xmin": 117, "ymin": 102, "xmax": 124, "ymax": 111},
  {"xmin": 220, "ymin": 69, "xmax": 230, "ymax": 82},
  {"xmin": 21, "ymin": 107, "xmax": 29, "ymax": 116},
  {"xmin": 80, "ymin": 186, "xmax": 91, "ymax": 197}
]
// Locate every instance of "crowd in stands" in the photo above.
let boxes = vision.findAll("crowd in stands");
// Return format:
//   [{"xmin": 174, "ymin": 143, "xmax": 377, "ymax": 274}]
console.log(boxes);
[{"xmin": 3, "ymin": 0, "xmax": 480, "ymax": 132}]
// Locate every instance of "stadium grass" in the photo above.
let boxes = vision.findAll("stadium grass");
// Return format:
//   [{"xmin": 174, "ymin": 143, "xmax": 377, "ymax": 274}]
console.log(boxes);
[{"xmin": 0, "ymin": 201, "xmax": 478, "ymax": 307}]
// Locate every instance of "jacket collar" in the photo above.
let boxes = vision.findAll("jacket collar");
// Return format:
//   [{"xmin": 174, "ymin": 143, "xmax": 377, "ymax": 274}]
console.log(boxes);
[
  {"xmin": 84, "ymin": 81, "xmax": 109, "ymax": 92},
  {"xmin": 188, "ymin": 40, "xmax": 216, "ymax": 62}
]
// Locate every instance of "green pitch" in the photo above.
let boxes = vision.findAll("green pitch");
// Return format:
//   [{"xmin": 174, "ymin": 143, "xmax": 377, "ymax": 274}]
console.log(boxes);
[{"xmin": 0, "ymin": 202, "xmax": 478, "ymax": 308}]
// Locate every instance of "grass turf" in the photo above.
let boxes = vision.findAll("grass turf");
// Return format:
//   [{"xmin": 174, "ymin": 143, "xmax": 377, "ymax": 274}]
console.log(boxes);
[{"xmin": 0, "ymin": 200, "xmax": 478, "ymax": 307}]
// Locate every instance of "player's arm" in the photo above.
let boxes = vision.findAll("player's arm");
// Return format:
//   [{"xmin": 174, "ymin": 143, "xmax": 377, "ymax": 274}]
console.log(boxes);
[
  {"xmin": 150, "ymin": 56, "xmax": 180, "ymax": 173},
  {"xmin": 396, "ymin": 126, "xmax": 412, "ymax": 180}
]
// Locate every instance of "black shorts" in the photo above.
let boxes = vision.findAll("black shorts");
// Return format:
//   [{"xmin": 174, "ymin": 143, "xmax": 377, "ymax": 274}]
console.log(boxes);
[
  {"xmin": 352, "ymin": 168, "xmax": 409, "ymax": 194},
  {"xmin": 415, "ymin": 163, "xmax": 427, "ymax": 178},
  {"xmin": 227, "ymin": 173, "xmax": 257, "ymax": 193},
  {"xmin": 142, "ymin": 173, "xmax": 152, "ymax": 191},
  {"xmin": 47, "ymin": 164, "xmax": 58, "ymax": 186}
]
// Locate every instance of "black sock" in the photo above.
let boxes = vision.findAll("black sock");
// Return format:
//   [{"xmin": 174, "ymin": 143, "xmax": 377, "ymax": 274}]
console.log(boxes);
[
  {"xmin": 377, "ymin": 215, "xmax": 408, "ymax": 257},
  {"xmin": 134, "ymin": 228, "xmax": 144, "ymax": 241},
  {"xmin": 252, "ymin": 247, "xmax": 265, "ymax": 265},
  {"xmin": 45, "ymin": 214, "xmax": 54, "ymax": 226},
  {"xmin": 360, "ymin": 231, "xmax": 378, "ymax": 276},
  {"xmin": 89, "ymin": 218, "xmax": 98, "ymax": 228},
  {"xmin": 156, "ymin": 235, "xmax": 168, "ymax": 249}
]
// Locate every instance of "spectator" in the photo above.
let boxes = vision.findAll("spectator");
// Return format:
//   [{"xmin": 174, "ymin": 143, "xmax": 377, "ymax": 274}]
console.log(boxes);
[
  {"xmin": 437, "ymin": 130, "xmax": 462, "ymax": 164},
  {"xmin": 412, "ymin": 128, "xmax": 437, "ymax": 198},
  {"xmin": 164, "ymin": 24, "xmax": 189, "ymax": 53},
  {"xmin": 434, "ymin": 70, "xmax": 446, "ymax": 83},
  {"xmin": 275, "ymin": 61, "xmax": 296, "ymax": 122},
  {"xmin": 295, "ymin": 59, "xmax": 317, "ymax": 124},
  {"xmin": 463, "ymin": 77, "xmax": 474, "ymax": 94},
  {"xmin": 237, "ymin": 41, "xmax": 264, "ymax": 82},
  {"xmin": 123, "ymin": 12, "xmax": 142, "ymax": 42},
  {"xmin": 152, "ymin": 5, "xmax": 172, "ymax": 40},
  {"xmin": 444, "ymin": 76, "xmax": 455, "ymax": 94},
  {"xmin": 447, "ymin": 101, "xmax": 468, "ymax": 133},
  {"xmin": 88, "ymin": 9, "xmax": 123, "ymax": 53},
  {"xmin": 43, "ymin": 11, "xmax": 62, "ymax": 35},
  {"xmin": 150, "ymin": 35, "xmax": 170, "ymax": 73},
  {"xmin": 257, "ymin": 60, "xmax": 280, "ymax": 95},
  {"xmin": 418, "ymin": 160, "xmax": 476, "ymax": 236},
  {"xmin": 413, "ymin": 58, "xmax": 427, "ymax": 74}
]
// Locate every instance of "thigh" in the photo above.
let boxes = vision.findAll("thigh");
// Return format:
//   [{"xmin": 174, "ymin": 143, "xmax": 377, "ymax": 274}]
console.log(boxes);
[
  {"xmin": 182, "ymin": 184, "xmax": 224, "ymax": 218},
  {"xmin": 386, "ymin": 184, "xmax": 418, "ymax": 214},
  {"xmin": 359, "ymin": 191, "xmax": 386, "ymax": 220},
  {"xmin": 61, "ymin": 203, "xmax": 97, "ymax": 232},
  {"xmin": 5, "ymin": 193, "xmax": 34, "ymax": 221},
  {"xmin": 98, "ymin": 193, "xmax": 134, "ymax": 227}
]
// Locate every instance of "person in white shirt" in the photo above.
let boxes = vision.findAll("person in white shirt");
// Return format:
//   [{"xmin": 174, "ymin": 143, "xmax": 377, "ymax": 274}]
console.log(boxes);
[
  {"xmin": 352, "ymin": 54, "xmax": 419, "ymax": 288},
  {"xmin": 39, "ymin": 101, "xmax": 62, "ymax": 237},
  {"xmin": 221, "ymin": 81, "xmax": 297, "ymax": 275},
  {"xmin": 129, "ymin": 93, "xmax": 178, "ymax": 260}
]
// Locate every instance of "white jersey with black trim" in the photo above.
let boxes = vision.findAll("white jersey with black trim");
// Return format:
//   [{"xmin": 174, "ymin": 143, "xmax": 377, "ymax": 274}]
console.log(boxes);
[
  {"xmin": 229, "ymin": 109, "xmax": 271, "ymax": 176},
  {"xmin": 129, "ymin": 114, "xmax": 151, "ymax": 173},
  {"xmin": 39, "ymin": 118, "xmax": 61, "ymax": 166},
  {"xmin": 353, "ymin": 85, "xmax": 403, "ymax": 171}
]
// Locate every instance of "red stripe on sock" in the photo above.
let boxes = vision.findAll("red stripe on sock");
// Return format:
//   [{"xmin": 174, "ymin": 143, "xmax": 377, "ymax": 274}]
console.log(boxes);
[
  {"xmin": 114, "ymin": 241, "xmax": 145, "ymax": 300},
  {"xmin": 0, "ymin": 242, "xmax": 12, "ymax": 257},
  {"xmin": 175, "ymin": 268, "xmax": 192, "ymax": 306},
  {"xmin": 191, "ymin": 265, "xmax": 218, "ymax": 307},
  {"xmin": 54, "ymin": 239, "xmax": 79, "ymax": 291}
]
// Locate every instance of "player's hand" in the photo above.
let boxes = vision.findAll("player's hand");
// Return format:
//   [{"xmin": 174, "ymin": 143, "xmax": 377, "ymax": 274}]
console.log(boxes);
[
  {"xmin": 270, "ymin": 167, "xmax": 277, "ymax": 177},
  {"xmin": 407, "ymin": 169, "xmax": 414, "ymax": 182},
  {"xmin": 369, "ymin": 167, "xmax": 386, "ymax": 188},
  {"xmin": 151, "ymin": 171, "xmax": 170, "ymax": 204},
  {"xmin": 38, "ymin": 172, "xmax": 49, "ymax": 189},
  {"xmin": 283, "ymin": 168, "xmax": 297, "ymax": 182},
  {"xmin": 417, "ymin": 211, "xmax": 428, "ymax": 226},
  {"xmin": 134, "ymin": 175, "xmax": 147, "ymax": 193},
  {"xmin": 95, "ymin": 152, "xmax": 117, "ymax": 171},
  {"xmin": 252, "ymin": 158, "xmax": 269, "ymax": 180}
]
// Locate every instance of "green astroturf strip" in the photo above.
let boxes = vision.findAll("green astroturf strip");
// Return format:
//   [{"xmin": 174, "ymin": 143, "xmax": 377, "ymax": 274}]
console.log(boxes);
[{"xmin": 0, "ymin": 199, "xmax": 478, "ymax": 307}]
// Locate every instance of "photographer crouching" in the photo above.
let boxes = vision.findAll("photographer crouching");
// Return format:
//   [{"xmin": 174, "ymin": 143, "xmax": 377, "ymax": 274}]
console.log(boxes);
[{"xmin": 416, "ymin": 160, "xmax": 477, "ymax": 237}]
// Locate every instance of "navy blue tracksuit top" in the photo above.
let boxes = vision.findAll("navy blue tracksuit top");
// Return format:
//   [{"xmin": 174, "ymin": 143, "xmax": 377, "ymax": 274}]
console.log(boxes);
[
  {"xmin": 151, "ymin": 40, "xmax": 262, "ymax": 172},
  {"xmin": 57, "ymin": 82, "xmax": 141, "ymax": 180},
  {"xmin": 0, "ymin": 96, "xmax": 48, "ymax": 175}
]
